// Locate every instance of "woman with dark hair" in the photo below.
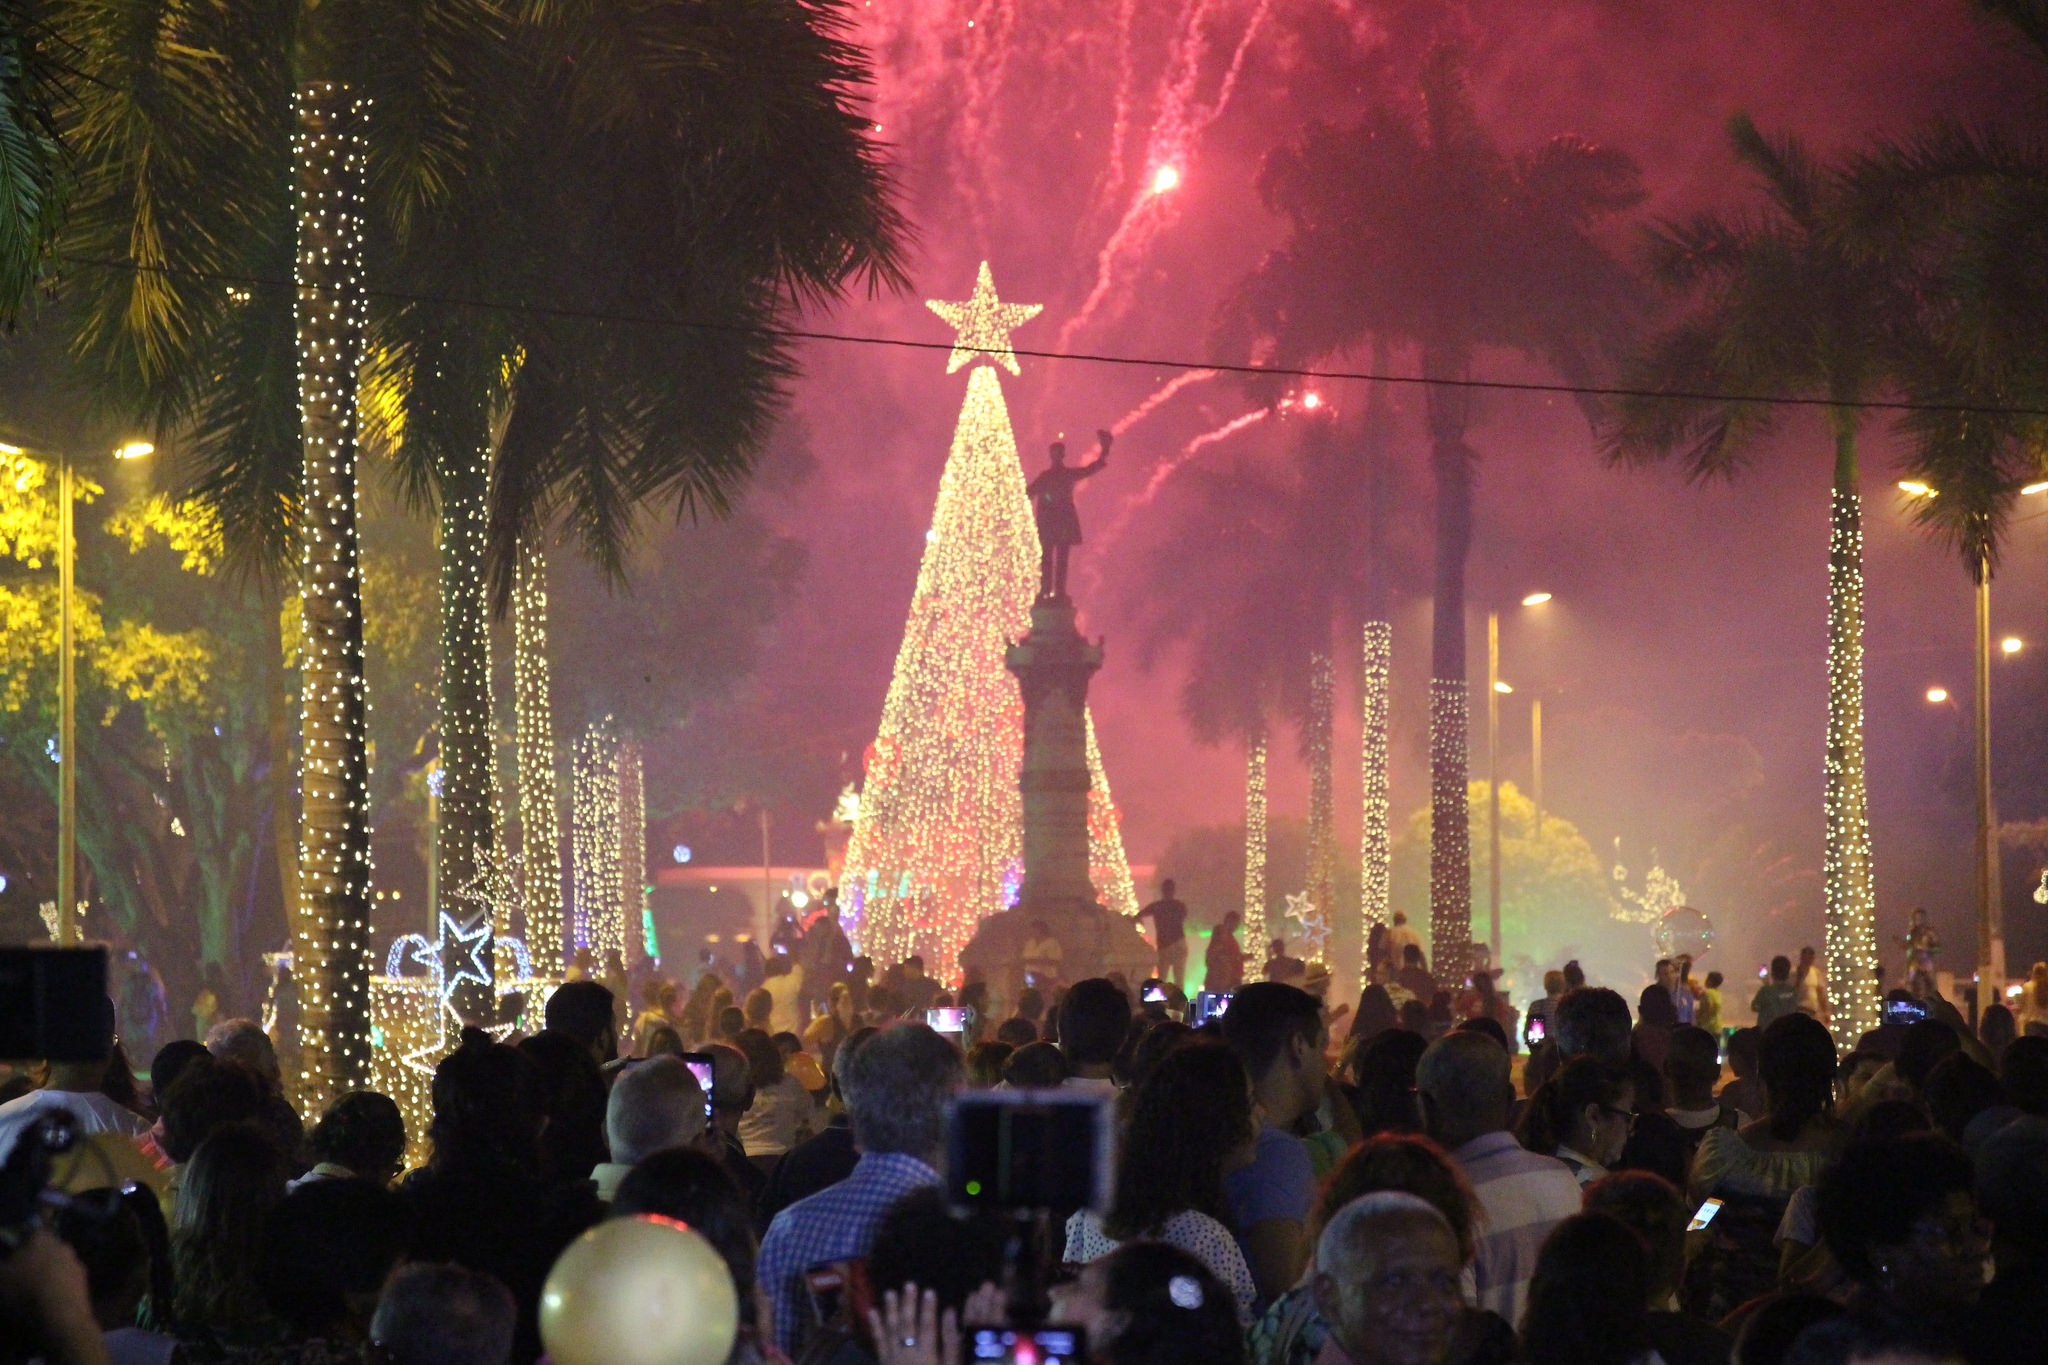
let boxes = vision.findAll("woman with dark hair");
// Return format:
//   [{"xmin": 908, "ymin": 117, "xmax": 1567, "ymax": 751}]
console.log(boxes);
[
  {"xmin": 1348, "ymin": 984, "xmax": 1398, "ymax": 1044},
  {"xmin": 735, "ymin": 1027, "xmax": 813, "ymax": 1165},
  {"xmin": 1518, "ymin": 1214, "xmax": 1655, "ymax": 1365},
  {"xmin": 679, "ymin": 971, "xmax": 725, "ymax": 1045},
  {"xmin": 1816, "ymin": 1134, "xmax": 1989, "ymax": 1329},
  {"xmin": 402, "ymin": 1033, "xmax": 601, "ymax": 1364},
  {"xmin": 1684, "ymin": 1012, "xmax": 1840, "ymax": 1319},
  {"xmin": 170, "ymin": 1123, "xmax": 289, "ymax": 1351},
  {"xmin": 1062, "ymin": 1041, "xmax": 1258, "ymax": 1322},
  {"xmin": 295, "ymin": 1091, "xmax": 407, "ymax": 1189},
  {"xmin": 1980, "ymin": 1002, "xmax": 2017, "ymax": 1066},
  {"xmin": 1059, "ymin": 1241, "xmax": 1248, "ymax": 1365},
  {"xmin": 1344, "ymin": 1028, "xmax": 1426, "ymax": 1137},
  {"xmin": 1517, "ymin": 1058, "xmax": 1634, "ymax": 1186},
  {"xmin": 1247, "ymin": 1133, "xmax": 1493, "ymax": 1365}
]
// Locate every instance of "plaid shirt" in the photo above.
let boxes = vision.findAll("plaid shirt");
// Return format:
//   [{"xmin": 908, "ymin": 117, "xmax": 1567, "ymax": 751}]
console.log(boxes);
[
  {"xmin": 1452, "ymin": 1130, "xmax": 1582, "ymax": 1327},
  {"xmin": 758, "ymin": 1150, "xmax": 942, "ymax": 1355}
]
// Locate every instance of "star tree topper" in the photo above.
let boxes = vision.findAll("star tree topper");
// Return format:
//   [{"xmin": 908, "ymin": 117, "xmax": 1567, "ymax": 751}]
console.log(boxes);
[{"xmin": 926, "ymin": 261, "xmax": 1042, "ymax": 375}]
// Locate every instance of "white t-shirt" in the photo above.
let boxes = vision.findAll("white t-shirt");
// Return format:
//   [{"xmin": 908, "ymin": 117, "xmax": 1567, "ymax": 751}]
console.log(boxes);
[
  {"xmin": 738, "ymin": 1074, "xmax": 815, "ymax": 1157},
  {"xmin": 0, "ymin": 1089, "xmax": 147, "ymax": 1164},
  {"xmin": 765, "ymin": 965, "xmax": 806, "ymax": 1036},
  {"xmin": 1064, "ymin": 1207, "xmax": 1257, "ymax": 1323}
]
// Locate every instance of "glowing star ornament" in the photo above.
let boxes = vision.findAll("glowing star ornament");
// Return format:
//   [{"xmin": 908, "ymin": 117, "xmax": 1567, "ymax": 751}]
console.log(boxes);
[
  {"xmin": 926, "ymin": 262, "xmax": 1043, "ymax": 376},
  {"xmin": 1285, "ymin": 889, "xmax": 1328, "ymax": 963}
]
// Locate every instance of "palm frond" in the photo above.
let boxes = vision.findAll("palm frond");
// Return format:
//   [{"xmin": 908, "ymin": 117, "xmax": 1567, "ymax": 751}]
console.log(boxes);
[{"xmin": 0, "ymin": 0, "xmax": 69, "ymax": 321}]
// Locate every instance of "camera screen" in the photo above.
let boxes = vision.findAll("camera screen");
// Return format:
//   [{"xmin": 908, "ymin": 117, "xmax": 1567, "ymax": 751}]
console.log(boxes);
[
  {"xmin": 927, "ymin": 1007, "xmax": 971, "ymax": 1033},
  {"xmin": 947, "ymin": 1090, "xmax": 1112, "ymax": 1213},
  {"xmin": 1140, "ymin": 985, "xmax": 1168, "ymax": 1004},
  {"xmin": 968, "ymin": 1326, "xmax": 1084, "ymax": 1364},
  {"xmin": 678, "ymin": 1051, "xmax": 717, "ymax": 1119},
  {"xmin": 1190, "ymin": 991, "xmax": 1232, "ymax": 1026}
]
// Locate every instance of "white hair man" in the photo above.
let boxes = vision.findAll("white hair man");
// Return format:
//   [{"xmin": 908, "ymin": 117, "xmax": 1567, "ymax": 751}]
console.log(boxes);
[
  {"xmin": 1312, "ymin": 1192, "xmax": 1466, "ymax": 1365},
  {"xmin": 756, "ymin": 1022, "xmax": 965, "ymax": 1356},
  {"xmin": 590, "ymin": 1055, "xmax": 711, "ymax": 1203}
]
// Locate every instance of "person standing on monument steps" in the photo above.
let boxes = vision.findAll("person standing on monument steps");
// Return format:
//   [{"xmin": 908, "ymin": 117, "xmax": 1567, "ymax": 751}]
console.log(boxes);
[
  {"xmin": 1136, "ymin": 878, "xmax": 1191, "ymax": 985},
  {"xmin": 1027, "ymin": 428, "xmax": 1111, "ymax": 599}
]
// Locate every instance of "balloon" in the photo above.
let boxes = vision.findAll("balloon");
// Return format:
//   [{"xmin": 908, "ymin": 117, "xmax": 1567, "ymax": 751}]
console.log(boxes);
[
  {"xmin": 1655, "ymin": 905, "xmax": 1715, "ymax": 962},
  {"xmin": 540, "ymin": 1215, "xmax": 738, "ymax": 1365}
]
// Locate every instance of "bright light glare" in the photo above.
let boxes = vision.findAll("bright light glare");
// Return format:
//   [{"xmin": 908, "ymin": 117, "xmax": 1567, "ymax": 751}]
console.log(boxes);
[
  {"xmin": 1300, "ymin": 391, "xmax": 1322, "ymax": 410},
  {"xmin": 1898, "ymin": 480, "xmax": 1935, "ymax": 497},
  {"xmin": 2002, "ymin": 636, "xmax": 2024, "ymax": 654},
  {"xmin": 0, "ymin": 443, "xmax": 22, "ymax": 455},
  {"xmin": 1493, "ymin": 681, "xmax": 1514, "ymax": 694},
  {"xmin": 672, "ymin": 844, "xmax": 692, "ymax": 864},
  {"xmin": 2023, "ymin": 481, "xmax": 2048, "ymax": 496},
  {"xmin": 791, "ymin": 891, "xmax": 810, "ymax": 910},
  {"xmin": 1521, "ymin": 592, "xmax": 1553, "ymax": 607},
  {"xmin": 1926, "ymin": 687, "xmax": 1949, "ymax": 704},
  {"xmin": 1150, "ymin": 165, "xmax": 1181, "ymax": 194},
  {"xmin": 114, "ymin": 441, "xmax": 154, "ymax": 460}
]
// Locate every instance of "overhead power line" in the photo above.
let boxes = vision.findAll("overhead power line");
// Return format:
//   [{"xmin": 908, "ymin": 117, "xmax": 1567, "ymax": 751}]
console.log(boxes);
[{"xmin": 52, "ymin": 253, "xmax": 2048, "ymax": 420}]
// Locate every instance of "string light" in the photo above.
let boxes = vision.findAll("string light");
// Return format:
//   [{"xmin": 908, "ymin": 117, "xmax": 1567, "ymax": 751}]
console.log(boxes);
[
  {"xmin": 1358, "ymin": 620, "xmax": 1392, "ymax": 978},
  {"xmin": 1428, "ymin": 679, "xmax": 1472, "ymax": 977},
  {"xmin": 436, "ymin": 423, "xmax": 496, "ymax": 994},
  {"xmin": 618, "ymin": 740, "xmax": 649, "ymax": 968},
  {"xmin": 1304, "ymin": 648, "xmax": 1335, "ymax": 964},
  {"xmin": 572, "ymin": 718, "xmax": 623, "ymax": 966},
  {"xmin": 513, "ymin": 537, "xmax": 564, "ymax": 976},
  {"xmin": 1824, "ymin": 488, "xmax": 1882, "ymax": 1045},
  {"xmin": 1243, "ymin": 728, "xmax": 1266, "ymax": 946},
  {"xmin": 291, "ymin": 82, "xmax": 375, "ymax": 1110},
  {"xmin": 839, "ymin": 263, "xmax": 1138, "ymax": 978}
]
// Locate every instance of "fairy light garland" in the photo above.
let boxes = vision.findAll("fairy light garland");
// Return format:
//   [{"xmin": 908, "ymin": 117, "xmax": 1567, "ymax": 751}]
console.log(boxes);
[
  {"xmin": 513, "ymin": 537, "xmax": 564, "ymax": 976},
  {"xmin": 1243, "ymin": 728, "xmax": 1267, "ymax": 946},
  {"xmin": 291, "ymin": 82, "xmax": 374, "ymax": 1108},
  {"xmin": 1824, "ymin": 488, "xmax": 1882, "ymax": 1045},
  {"xmin": 572, "ymin": 718, "xmax": 623, "ymax": 966},
  {"xmin": 618, "ymin": 740, "xmax": 649, "ymax": 968},
  {"xmin": 839, "ymin": 263, "xmax": 1138, "ymax": 977},
  {"xmin": 1304, "ymin": 648, "xmax": 1335, "ymax": 962},
  {"xmin": 437, "ymin": 431, "xmax": 496, "ymax": 995},
  {"xmin": 1085, "ymin": 713, "xmax": 1140, "ymax": 920},
  {"xmin": 1358, "ymin": 620, "xmax": 1392, "ymax": 978},
  {"xmin": 1428, "ymin": 679, "xmax": 1472, "ymax": 978}
]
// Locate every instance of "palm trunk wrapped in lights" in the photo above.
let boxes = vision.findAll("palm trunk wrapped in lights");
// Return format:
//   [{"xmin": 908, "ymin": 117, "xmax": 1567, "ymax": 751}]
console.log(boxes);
[
  {"xmin": 1304, "ymin": 648, "xmax": 1336, "ymax": 965},
  {"xmin": 437, "ymin": 434, "xmax": 496, "ymax": 1011},
  {"xmin": 1824, "ymin": 436, "xmax": 1881, "ymax": 1044},
  {"xmin": 619, "ymin": 740, "xmax": 648, "ymax": 968},
  {"xmin": 291, "ymin": 82, "xmax": 374, "ymax": 1105},
  {"xmin": 1427, "ymin": 373, "xmax": 1476, "ymax": 977},
  {"xmin": 572, "ymin": 717, "xmax": 622, "ymax": 969},
  {"xmin": 513, "ymin": 537, "xmax": 564, "ymax": 975},
  {"xmin": 1244, "ymin": 725, "xmax": 1267, "ymax": 947},
  {"xmin": 1358, "ymin": 620, "xmax": 1392, "ymax": 979}
]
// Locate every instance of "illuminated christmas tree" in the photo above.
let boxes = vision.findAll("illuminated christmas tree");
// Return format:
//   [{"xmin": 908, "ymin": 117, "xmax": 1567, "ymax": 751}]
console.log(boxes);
[{"xmin": 841, "ymin": 262, "xmax": 1137, "ymax": 976}]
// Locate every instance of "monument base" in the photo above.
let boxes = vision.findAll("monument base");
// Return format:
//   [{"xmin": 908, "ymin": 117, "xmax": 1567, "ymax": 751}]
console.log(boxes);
[{"xmin": 959, "ymin": 899, "xmax": 1156, "ymax": 1011}]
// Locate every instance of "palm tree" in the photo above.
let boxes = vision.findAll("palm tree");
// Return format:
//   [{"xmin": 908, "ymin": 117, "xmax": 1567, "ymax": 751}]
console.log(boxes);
[
  {"xmin": 376, "ymin": 0, "xmax": 906, "ymax": 963},
  {"xmin": 62, "ymin": 0, "xmax": 904, "ymax": 1093},
  {"xmin": 0, "ymin": 0, "xmax": 68, "ymax": 320},
  {"xmin": 1606, "ymin": 116, "xmax": 1907, "ymax": 1045},
  {"xmin": 1230, "ymin": 49, "xmax": 1641, "ymax": 975}
]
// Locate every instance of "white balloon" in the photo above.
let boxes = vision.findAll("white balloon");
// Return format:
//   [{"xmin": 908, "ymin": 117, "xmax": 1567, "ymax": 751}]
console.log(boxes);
[{"xmin": 540, "ymin": 1215, "xmax": 739, "ymax": 1365}]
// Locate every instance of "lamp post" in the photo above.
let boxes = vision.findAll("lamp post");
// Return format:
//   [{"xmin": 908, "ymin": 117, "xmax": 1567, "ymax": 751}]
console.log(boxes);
[
  {"xmin": 1484, "ymin": 591, "xmax": 1553, "ymax": 966},
  {"xmin": 1899, "ymin": 480, "xmax": 2045, "ymax": 998},
  {"xmin": 2, "ymin": 437, "xmax": 156, "ymax": 944}
]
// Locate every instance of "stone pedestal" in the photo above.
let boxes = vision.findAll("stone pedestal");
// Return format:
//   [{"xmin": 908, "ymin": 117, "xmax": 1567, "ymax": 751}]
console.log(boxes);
[{"xmin": 960, "ymin": 599, "xmax": 1152, "ymax": 1001}]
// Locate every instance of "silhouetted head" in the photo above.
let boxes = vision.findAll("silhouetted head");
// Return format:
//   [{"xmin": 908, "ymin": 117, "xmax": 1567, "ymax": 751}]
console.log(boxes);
[{"xmin": 1050, "ymin": 440, "xmax": 1067, "ymax": 466}]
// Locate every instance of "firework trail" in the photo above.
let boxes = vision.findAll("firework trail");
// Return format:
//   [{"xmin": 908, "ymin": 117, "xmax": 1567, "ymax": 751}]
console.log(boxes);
[
  {"xmin": 1083, "ymin": 405, "xmax": 1268, "ymax": 601},
  {"xmin": 1055, "ymin": 0, "xmax": 1275, "ymax": 355},
  {"xmin": 1109, "ymin": 369, "xmax": 1218, "ymax": 437}
]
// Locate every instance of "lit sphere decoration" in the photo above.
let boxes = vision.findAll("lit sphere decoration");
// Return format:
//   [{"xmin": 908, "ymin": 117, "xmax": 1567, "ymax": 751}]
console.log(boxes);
[
  {"xmin": 1655, "ymin": 905, "xmax": 1715, "ymax": 962},
  {"xmin": 539, "ymin": 1216, "xmax": 737, "ymax": 1365}
]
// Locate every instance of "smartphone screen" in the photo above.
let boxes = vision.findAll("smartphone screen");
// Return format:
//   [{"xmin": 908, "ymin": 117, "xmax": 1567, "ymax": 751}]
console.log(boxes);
[
  {"xmin": 927, "ymin": 1006, "xmax": 970, "ymax": 1033},
  {"xmin": 678, "ymin": 1051, "xmax": 716, "ymax": 1120},
  {"xmin": 1141, "ymin": 985, "xmax": 1169, "ymax": 1004},
  {"xmin": 1526, "ymin": 1016, "xmax": 1547, "ymax": 1045},
  {"xmin": 968, "ymin": 1326, "xmax": 1085, "ymax": 1363},
  {"xmin": 1687, "ymin": 1197, "xmax": 1724, "ymax": 1232}
]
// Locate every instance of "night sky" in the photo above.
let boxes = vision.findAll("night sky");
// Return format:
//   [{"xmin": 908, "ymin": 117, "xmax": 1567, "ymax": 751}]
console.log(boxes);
[{"xmin": 697, "ymin": 1, "xmax": 2048, "ymax": 979}]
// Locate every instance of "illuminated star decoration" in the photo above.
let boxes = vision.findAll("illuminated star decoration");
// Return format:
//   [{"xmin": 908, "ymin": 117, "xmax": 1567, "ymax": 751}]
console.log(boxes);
[
  {"xmin": 926, "ymin": 261, "xmax": 1043, "ymax": 375},
  {"xmin": 1284, "ymin": 889, "xmax": 1328, "ymax": 962},
  {"xmin": 449, "ymin": 846, "xmax": 523, "ymax": 986}
]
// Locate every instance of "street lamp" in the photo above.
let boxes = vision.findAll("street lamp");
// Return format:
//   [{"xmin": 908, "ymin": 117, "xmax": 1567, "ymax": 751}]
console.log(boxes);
[
  {"xmin": 1897, "ymin": 478, "xmax": 2046, "ymax": 994},
  {"xmin": 2, "ymin": 436, "xmax": 156, "ymax": 944},
  {"xmin": 1487, "ymin": 592, "xmax": 1553, "ymax": 966}
]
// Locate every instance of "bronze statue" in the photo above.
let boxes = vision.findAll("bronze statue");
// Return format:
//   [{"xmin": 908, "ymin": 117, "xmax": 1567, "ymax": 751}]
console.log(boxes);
[{"xmin": 1026, "ymin": 428, "xmax": 1111, "ymax": 600}]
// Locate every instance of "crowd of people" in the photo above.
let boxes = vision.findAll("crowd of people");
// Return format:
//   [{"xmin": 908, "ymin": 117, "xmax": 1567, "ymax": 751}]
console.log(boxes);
[{"xmin": 3, "ymin": 925, "xmax": 2047, "ymax": 1365}]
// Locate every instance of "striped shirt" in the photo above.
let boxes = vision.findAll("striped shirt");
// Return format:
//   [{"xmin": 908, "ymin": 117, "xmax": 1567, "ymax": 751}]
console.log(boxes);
[{"xmin": 1451, "ymin": 1130, "xmax": 1582, "ymax": 1327}]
